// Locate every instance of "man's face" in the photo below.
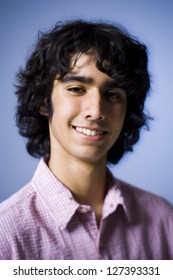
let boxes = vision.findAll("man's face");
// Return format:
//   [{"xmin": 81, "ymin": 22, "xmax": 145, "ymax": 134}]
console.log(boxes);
[{"xmin": 48, "ymin": 54, "xmax": 127, "ymax": 165}]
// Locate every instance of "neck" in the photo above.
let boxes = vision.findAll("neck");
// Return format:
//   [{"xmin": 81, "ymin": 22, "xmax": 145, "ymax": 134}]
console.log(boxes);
[{"xmin": 48, "ymin": 154, "xmax": 107, "ymax": 221}]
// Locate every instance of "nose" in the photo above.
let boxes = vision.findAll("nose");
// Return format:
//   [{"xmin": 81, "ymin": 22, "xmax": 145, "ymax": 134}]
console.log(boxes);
[{"xmin": 82, "ymin": 90, "xmax": 105, "ymax": 121}]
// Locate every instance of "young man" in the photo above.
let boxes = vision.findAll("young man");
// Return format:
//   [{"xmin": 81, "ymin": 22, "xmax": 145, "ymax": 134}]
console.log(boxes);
[{"xmin": 0, "ymin": 20, "xmax": 173, "ymax": 260}]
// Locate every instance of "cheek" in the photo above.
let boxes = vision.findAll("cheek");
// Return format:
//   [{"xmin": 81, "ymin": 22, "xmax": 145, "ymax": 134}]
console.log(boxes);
[
  {"xmin": 110, "ymin": 106, "xmax": 126, "ymax": 124},
  {"xmin": 121, "ymin": 108, "xmax": 127, "ymax": 123},
  {"xmin": 52, "ymin": 98, "xmax": 81, "ymax": 125}
]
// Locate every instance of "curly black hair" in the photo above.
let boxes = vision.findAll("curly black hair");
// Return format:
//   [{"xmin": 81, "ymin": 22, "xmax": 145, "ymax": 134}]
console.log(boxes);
[{"xmin": 15, "ymin": 19, "xmax": 151, "ymax": 164}]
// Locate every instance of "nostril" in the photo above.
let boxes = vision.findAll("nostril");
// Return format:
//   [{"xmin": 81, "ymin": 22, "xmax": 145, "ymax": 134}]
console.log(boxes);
[
  {"xmin": 98, "ymin": 115, "xmax": 104, "ymax": 120},
  {"xmin": 86, "ymin": 114, "xmax": 105, "ymax": 121}
]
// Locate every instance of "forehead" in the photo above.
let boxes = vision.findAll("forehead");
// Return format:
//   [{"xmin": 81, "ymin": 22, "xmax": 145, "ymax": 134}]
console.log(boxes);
[
  {"xmin": 69, "ymin": 53, "xmax": 111, "ymax": 78},
  {"xmin": 60, "ymin": 53, "xmax": 121, "ymax": 89},
  {"xmin": 61, "ymin": 53, "xmax": 114, "ymax": 86}
]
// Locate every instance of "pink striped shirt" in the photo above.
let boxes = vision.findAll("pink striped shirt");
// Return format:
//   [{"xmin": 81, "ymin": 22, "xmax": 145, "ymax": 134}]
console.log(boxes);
[{"xmin": 0, "ymin": 158, "xmax": 173, "ymax": 259}]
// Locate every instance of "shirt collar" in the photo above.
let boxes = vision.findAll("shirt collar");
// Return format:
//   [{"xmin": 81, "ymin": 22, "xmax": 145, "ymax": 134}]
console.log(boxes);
[
  {"xmin": 113, "ymin": 177, "xmax": 138, "ymax": 223},
  {"xmin": 104, "ymin": 168, "xmax": 131, "ymax": 223},
  {"xmin": 32, "ymin": 158, "xmax": 81, "ymax": 228}
]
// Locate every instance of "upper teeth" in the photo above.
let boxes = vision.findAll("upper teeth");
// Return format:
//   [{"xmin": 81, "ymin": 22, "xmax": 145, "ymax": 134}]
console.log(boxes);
[{"xmin": 75, "ymin": 126, "xmax": 104, "ymax": 136}]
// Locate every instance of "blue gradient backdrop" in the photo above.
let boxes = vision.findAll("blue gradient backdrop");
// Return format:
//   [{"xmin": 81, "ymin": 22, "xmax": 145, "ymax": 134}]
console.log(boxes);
[{"xmin": 1, "ymin": 0, "xmax": 173, "ymax": 204}]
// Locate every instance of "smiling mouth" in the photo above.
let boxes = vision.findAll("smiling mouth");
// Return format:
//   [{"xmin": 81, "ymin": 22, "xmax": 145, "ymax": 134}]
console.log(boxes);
[{"xmin": 72, "ymin": 126, "xmax": 107, "ymax": 136}]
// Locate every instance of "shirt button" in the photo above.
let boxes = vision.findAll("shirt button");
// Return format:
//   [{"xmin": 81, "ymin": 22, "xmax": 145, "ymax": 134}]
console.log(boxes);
[{"xmin": 78, "ymin": 206, "xmax": 88, "ymax": 213}]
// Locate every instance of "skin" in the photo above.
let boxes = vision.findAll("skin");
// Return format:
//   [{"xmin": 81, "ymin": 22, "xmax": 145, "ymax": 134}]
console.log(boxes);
[{"xmin": 48, "ymin": 53, "xmax": 127, "ymax": 223}]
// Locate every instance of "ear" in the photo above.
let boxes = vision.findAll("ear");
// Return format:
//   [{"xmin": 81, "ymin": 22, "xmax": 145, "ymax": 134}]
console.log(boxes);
[{"xmin": 39, "ymin": 106, "xmax": 48, "ymax": 116}]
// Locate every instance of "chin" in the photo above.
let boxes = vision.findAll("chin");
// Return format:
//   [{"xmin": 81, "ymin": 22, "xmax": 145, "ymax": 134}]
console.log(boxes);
[{"xmin": 75, "ymin": 152, "xmax": 107, "ymax": 164}]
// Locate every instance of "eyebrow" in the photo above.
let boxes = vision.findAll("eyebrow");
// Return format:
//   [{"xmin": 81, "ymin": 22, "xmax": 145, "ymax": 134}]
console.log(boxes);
[
  {"xmin": 61, "ymin": 75, "xmax": 120, "ymax": 88},
  {"xmin": 61, "ymin": 75, "xmax": 94, "ymax": 85}
]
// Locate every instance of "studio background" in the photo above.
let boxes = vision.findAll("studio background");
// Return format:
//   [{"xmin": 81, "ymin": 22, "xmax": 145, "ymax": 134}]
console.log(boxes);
[{"xmin": 1, "ymin": 0, "xmax": 173, "ymax": 204}]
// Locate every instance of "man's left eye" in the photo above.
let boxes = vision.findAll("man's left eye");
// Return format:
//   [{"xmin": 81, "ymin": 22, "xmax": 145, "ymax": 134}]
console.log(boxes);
[{"xmin": 104, "ymin": 91, "xmax": 121, "ymax": 102}]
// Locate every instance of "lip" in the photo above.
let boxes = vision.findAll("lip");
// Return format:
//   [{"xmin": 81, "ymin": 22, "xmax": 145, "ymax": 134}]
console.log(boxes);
[{"xmin": 71, "ymin": 125, "xmax": 108, "ymax": 140}]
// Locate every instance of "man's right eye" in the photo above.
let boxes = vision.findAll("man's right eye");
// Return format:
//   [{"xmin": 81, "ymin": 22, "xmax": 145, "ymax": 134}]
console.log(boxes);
[{"xmin": 67, "ymin": 87, "xmax": 85, "ymax": 94}]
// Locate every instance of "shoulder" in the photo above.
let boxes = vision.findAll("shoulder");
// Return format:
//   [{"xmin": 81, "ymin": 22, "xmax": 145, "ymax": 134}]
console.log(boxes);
[
  {"xmin": 0, "ymin": 182, "xmax": 37, "ymax": 259},
  {"xmin": 108, "ymin": 171, "xmax": 173, "ymax": 224},
  {"xmin": 109, "ymin": 175, "xmax": 173, "ymax": 259},
  {"xmin": 0, "ymin": 181, "xmax": 36, "ymax": 217},
  {"xmin": 0, "ymin": 158, "xmax": 46, "ymax": 222},
  {"xmin": 117, "ymin": 178, "xmax": 173, "ymax": 215}
]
